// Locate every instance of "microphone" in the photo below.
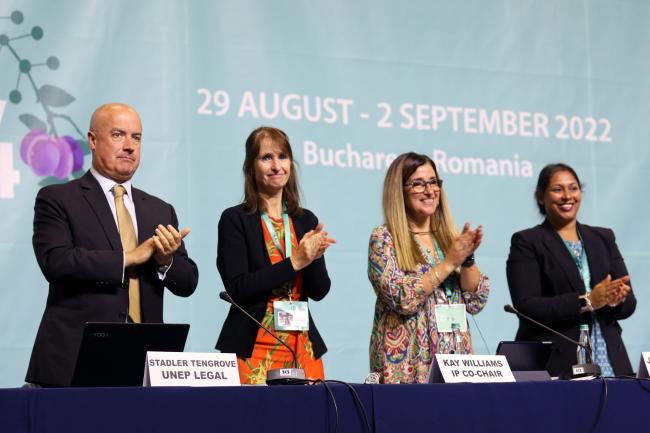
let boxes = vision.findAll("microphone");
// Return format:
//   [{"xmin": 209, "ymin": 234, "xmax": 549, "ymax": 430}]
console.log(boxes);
[
  {"xmin": 219, "ymin": 291, "xmax": 306, "ymax": 385},
  {"xmin": 503, "ymin": 304, "xmax": 601, "ymax": 379}
]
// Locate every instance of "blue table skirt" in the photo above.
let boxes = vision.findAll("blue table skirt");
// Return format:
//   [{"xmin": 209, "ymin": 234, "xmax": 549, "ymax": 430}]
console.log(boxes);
[{"xmin": 2, "ymin": 380, "xmax": 649, "ymax": 433}]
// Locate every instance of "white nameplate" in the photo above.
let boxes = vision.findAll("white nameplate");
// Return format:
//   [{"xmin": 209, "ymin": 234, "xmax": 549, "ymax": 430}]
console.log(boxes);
[
  {"xmin": 637, "ymin": 352, "xmax": 650, "ymax": 379},
  {"xmin": 143, "ymin": 352, "xmax": 240, "ymax": 387},
  {"xmin": 429, "ymin": 354, "xmax": 515, "ymax": 383}
]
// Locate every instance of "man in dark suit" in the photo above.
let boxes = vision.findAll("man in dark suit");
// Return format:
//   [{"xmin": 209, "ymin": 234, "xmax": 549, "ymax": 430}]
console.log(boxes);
[{"xmin": 26, "ymin": 103, "xmax": 199, "ymax": 387}]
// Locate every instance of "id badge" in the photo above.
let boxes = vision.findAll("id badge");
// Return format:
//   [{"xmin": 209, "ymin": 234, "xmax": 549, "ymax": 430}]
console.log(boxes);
[
  {"xmin": 273, "ymin": 301, "xmax": 309, "ymax": 331},
  {"xmin": 434, "ymin": 304, "xmax": 467, "ymax": 332}
]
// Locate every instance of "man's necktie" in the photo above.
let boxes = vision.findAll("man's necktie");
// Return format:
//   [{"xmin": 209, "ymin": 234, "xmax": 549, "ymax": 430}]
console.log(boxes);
[{"xmin": 112, "ymin": 185, "xmax": 141, "ymax": 323}]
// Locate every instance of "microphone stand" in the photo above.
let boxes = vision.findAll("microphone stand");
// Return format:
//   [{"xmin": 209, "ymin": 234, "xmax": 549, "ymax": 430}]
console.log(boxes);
[
  {"xmin": 504, "ymin": 304, "xmax": 601, "ymax": 379},
  {"xmin": 219, "ymin": 291, "xmax": 307, "ymax": 385}
]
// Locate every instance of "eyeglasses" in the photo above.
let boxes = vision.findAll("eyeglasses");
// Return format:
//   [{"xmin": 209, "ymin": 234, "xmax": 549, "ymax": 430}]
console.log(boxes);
[{"xmin": 404, "ymin": 178, "xmax": 443, "ymax": 193}]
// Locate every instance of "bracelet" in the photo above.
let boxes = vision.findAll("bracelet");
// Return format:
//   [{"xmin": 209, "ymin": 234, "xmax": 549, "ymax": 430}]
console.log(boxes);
[
  {"xmin": 426, "ymin": 270, "xmax": 440, "ymax": 288},
  {"xmin": 579, "ymin": 294, "xmax": 594, "ymax": 313},
  {"xmin": 461, "ymin": 254, "xmax": 475, "ymax": 268},
  {"xmin": 432, "ymin": 269, "xmax": 442, "ymax": 287}
]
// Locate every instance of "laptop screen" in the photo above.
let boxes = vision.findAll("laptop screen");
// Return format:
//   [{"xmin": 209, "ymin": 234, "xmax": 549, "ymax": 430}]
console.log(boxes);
[
  {"xmin": 71, "ymin": 322, "xmax": 190, "ymax": 387},
  {"xmin": 496, "ymin": 341, "xmax": 553, "ymax": 371}
]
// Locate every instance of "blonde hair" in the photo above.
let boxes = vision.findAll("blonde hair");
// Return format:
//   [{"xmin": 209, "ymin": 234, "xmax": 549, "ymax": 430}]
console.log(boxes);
[{"xmin": 382, "ymin": 152, "xmax": 458, "ymax": 271}]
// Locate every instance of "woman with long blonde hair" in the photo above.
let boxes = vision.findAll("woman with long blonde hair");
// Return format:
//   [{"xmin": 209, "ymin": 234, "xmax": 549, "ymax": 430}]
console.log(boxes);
[{"xmin": 368, "ymin": 152, "xmax": 490, "ymax": 383}]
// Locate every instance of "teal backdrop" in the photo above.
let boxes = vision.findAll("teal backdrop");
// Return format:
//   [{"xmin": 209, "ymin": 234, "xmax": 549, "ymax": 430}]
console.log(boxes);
[{"xmin": 0, "ymin": 0, "xmax": 648, "ymax": 386}]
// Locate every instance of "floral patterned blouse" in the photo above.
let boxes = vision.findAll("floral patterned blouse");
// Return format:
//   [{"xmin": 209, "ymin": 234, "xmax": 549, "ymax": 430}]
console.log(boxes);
[{"xmin": 367, "ymin": 225, "xmax": 491, "ymax": 384}]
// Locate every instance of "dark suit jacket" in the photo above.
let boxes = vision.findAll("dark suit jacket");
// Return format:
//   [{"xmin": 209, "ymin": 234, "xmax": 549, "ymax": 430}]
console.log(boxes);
[
  {"xmin": 506, "ymin": 220, "xmax": 636, "ymax": 377},
  {"xmin": 27, "ymin": 171, "xmax": 199, "ymax": 386},
  {"xmin": 215, "ymin": 203, "xmax": 330, "ymax": 359}
]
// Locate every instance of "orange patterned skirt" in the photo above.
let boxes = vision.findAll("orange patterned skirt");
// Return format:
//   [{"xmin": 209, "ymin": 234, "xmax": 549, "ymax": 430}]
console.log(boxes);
[
  {"xmin": 237, "ymin": 307, "xmax": 324, "ymax": 384},
  {"xmin": 238, "ymin": 214, "xmax": 324, "ymax": 384}
]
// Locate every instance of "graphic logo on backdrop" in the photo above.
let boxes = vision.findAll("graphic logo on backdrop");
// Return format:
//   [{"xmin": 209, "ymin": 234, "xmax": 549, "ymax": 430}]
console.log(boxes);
[{"xmin": 1, "ymin": 10, "xmax": 88, "ymax": 191}]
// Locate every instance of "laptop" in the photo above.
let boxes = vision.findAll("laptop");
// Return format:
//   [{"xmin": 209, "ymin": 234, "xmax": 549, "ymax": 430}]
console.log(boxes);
[
  {"xmin": 496, "ymin": 341, "xmax": 553, "ymax": 381},
  {"xmin": 70, "ymin": 322, "xmax": 190, "ymax": 387}
]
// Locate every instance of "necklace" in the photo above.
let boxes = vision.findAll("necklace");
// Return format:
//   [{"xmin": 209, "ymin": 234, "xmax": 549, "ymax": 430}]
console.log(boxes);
[{"xmin": 410, "ymin": 230, "xmax": 434, "ymax": 235}]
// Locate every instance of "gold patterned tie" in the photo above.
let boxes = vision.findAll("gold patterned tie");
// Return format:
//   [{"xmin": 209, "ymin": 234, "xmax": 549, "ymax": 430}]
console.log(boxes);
[{"xmin": 112, "ymin": 185, "xmax": 141, "ymax": 323}]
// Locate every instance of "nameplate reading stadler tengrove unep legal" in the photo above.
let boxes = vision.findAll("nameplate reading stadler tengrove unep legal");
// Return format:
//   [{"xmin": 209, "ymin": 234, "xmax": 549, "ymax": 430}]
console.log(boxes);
[{"xmin": 143, "ymin": 352, "xmax": 240, "ymax": 387}]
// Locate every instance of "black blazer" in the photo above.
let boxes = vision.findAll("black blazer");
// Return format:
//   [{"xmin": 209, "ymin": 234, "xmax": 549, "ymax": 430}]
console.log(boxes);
[
  {"xmin": 506, "ymin": 220, "xmax": 636, "ymax": 377},
  {"xmin": 215, "ymin": 203, "xmax": 330, "ymax": 359},
  {"xmin": 27, "ymin": 171, "xmax": 199, "ymax": 386}
]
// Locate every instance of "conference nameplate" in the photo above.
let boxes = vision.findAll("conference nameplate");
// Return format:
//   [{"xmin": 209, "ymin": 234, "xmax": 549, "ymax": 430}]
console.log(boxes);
[
  {"xmin": 637, "ymin": 352, "xmax": 650, "ymax": 379},
  {"xmin": 429, "ymin": 354, "xmax": 515, "ymax": 383},
  {"xmin": 143, "ymin": 352, "xmax": 240, "ymax": 387}
]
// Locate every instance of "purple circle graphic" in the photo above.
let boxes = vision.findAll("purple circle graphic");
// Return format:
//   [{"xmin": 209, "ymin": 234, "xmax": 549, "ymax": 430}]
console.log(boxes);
[
  {"xmin": 62, "ymin": 135, "xmax": 84, "ymax": 172},
  {"xmin": 20, "ymin": 129, "xmax": 46, "ymax": 164},
  {"xmin": 53, "ymin": 137, "xmax": 74, "ymax": 179},
  {"xmin": 28, "ymin": 136, "xmax": 60, "ymax": 177}
]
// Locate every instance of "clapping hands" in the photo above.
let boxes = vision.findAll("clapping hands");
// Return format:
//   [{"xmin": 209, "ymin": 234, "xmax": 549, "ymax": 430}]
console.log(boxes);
[
  {"xmin": 153, "ymin": 224, "xmax": 191, "ymax": 266},
  {"xmin": 445, "ymin": 222, "xmax": 483, "ymax": 268},
  {"xmin": 290, "ymin": 223, "xmax": 337, "ymax": 271},
  {"xmin": 589, "ymin": 274, "xmax": 631, "ymax": 309},
  {"xmin": 125, "ymin": 224, "xmax": 190, "ymax": 268}
]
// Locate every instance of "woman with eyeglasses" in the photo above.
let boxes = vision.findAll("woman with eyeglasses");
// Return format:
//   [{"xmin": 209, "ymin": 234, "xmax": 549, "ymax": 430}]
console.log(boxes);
[
  {"xmin": 367, "ymin": 152, "xmax": 490, "ymax": 383},
  {"xmin": 215, "ymin": 126, "xmax": 336, "ymax": 384},
  {"xmin": 506, "ymin": 163, "xmax": 635, "ymax": 378}
]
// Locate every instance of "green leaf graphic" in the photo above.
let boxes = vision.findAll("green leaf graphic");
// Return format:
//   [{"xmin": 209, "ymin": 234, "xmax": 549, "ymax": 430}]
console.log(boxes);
[
  {"xmin": 38, "ymin": 177, "xmax": 65, "ymax": 187},
  {"xmin": 37, "ymin": 85, "xmax": 75, "ymax": 107},
  {"xmin": 79, "ymin": 139, "xmax": 90, "ymax": 155},
  {"xmin": 18, "ymin": 113, "xmax": 48, "ymax": 132}
]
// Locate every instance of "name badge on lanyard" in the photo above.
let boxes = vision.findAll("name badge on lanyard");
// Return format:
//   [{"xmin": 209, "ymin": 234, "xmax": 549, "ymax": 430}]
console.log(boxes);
[
  {"xmin": 435, "ymin": 304, "xmax": 468, "ymax": 332},
  {"xmin": 273, "ymin": 300, "xmax": 309, "ymax": 331},
  {"xmin": 262, "ymin": 210, "xmax": 309, "ymax": 331}
]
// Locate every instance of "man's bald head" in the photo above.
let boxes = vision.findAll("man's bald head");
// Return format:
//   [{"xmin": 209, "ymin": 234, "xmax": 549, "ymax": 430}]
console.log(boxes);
[{"xmin": 89, "ymin": 103, "xmax": 140, "ymax": 132}]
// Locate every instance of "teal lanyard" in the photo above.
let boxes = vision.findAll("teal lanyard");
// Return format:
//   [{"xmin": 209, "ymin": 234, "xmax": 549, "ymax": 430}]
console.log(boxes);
[
  {"xmin": 261, "ymin": 208, "xmax": 293, "ymax": 300},
  {"xmin": 562, "ymin": 232, "xmax": 591, "ymax": 294},
  {"xmin": 414, "ymin": 237, "xmax": 453, "ymax": 300},
  {"xmin": 261, "ymin": 209, "xmax": 292, "ymax": 258}
]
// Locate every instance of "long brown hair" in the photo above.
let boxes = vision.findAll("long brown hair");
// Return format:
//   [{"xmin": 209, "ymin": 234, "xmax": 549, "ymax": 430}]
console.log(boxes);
[
  {"xmin": 242, "ymin": 126, "xmax": 301, "ymax": 215},
  {"xmin": 383, "ymin": 152, "xmax": 457, "ymax": 271}
]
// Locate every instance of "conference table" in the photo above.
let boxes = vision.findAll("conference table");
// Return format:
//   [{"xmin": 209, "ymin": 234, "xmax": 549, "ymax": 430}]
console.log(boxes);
[{"xmin": 2, "ymin": 379, "xmax": 648, "ymax": 433}]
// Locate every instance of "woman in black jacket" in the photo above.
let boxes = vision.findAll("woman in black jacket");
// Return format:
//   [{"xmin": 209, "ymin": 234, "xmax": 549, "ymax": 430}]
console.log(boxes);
[
  {"xmin": 215, "ymin": 126, "xmax": 335, "ymax": 384},
  {"xmin": 506, "ymin": 163, "xmax": 636, "ymax": 378}
]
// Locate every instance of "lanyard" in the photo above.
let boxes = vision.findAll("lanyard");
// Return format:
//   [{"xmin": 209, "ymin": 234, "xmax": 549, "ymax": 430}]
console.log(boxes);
[
  {"xmin": 562, "ymin": 232, "xmax": 591, "ymax": 294},
  {"xmin": 261, "ymin": 209, "xmax": 294, "ymax": 300},
  {"xmin": 261, "ymin": 210, "xmax": 292, "ymax": 258},
  {"xmin": 414, "ymin": 236, "xmax": 454, "ymax": 300}
]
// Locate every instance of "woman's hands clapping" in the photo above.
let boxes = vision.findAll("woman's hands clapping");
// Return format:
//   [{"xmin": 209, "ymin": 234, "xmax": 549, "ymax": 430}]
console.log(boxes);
[
  {"xmin": 588, "ymin": 274, "xmax": 631, "ymax": 310},
  {"xmin": 444, "ymin": 222, "xmax": 483, "ymax": 269},
  {"xmin": 290, "ymin": 224, "xmax": 337, "ymax": 271}
]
